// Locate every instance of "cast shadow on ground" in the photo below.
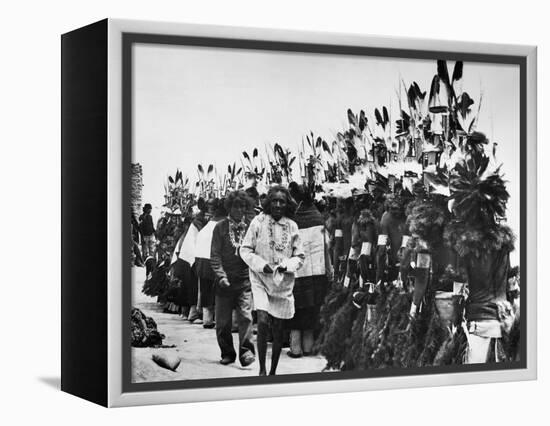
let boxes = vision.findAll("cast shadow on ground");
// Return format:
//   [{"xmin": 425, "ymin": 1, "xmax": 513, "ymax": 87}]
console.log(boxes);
[{"xmin": 38, "ymin": 377, "xmax": 61, "ymax": 389}]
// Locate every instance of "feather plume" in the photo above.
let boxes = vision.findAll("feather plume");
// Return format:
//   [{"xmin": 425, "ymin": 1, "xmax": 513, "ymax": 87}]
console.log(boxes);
[
  {"xmin": 413, "ymin": 82, "xmax": 426, "ymax": 100},
  {"xmin": 407, "ymin": 85, "xmax": 417, "ymax": 110},
  {"xmin": 429, "ymin": 75, "xmax": 440, "ymax": 104},
  {"xmin": 449, "ymin": 157, "xmax": 509, "ymax": 227},
  {"xmin": 396, "ymin": 110, "xmax": 410, "ymax": 135},
  {"xmin": 316, "ymin": 136, "xmax": 322, "ymax": 148},
  {"xmin": 457, "ymin": 92, "xmax": 475, "ymax": 119},
  {"xmin": 375, "ymin": 108, "xmax": 383, "ymax": 127},
  {"xmin": 437, "ymin": 60, "xmax": 450, "ymax": 85},
  {"xmin": 347, "ymin": 109, "xmax": 357, "ymax": 127},
  {"xmin": 359, "ymin": 110, "xmax": 367, "ymax": 131},
  {"xmin": 451, "ymin": 61, "xmax": 463, "ymax": 84}
]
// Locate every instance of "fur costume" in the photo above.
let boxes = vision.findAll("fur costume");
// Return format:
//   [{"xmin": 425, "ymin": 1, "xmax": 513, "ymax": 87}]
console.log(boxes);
[{"xmin": 446, "ymin": 150, "xmax": 517, "ymax": 361}]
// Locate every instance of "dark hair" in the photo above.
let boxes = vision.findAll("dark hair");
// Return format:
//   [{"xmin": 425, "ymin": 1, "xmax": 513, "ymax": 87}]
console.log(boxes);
[
  {"xmin": 262, "ymin": 185, "xmax": 297, "ymax": 218},
  {"xmin": 214, "ymin": 198, "xmax": 227, "ymax": 217},
  {"xmin": 245, "ymin": 186, "xmax": 260, "ymax": 200},
  {"xmin": 196, "ymin": 197, "xmax": 206, "ymax": 212},
  {"xmin": 288, "ymin": 182, "xmax": 313, "ymax": 204},
  {"xmin": 224, "ymin": 190, "xmax": 253, "ymax": 212},
  {"xmin": 143, "ymin": 203, "xmax": 152, "ymax": 211},
  {"xmin": 205, "ymin": 197, "xmax": 227, "ymax": 218}
]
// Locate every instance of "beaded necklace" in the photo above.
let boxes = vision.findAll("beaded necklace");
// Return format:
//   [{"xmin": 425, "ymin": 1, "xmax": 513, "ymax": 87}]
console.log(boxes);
[
  {"xmin": 228, "ymin": 217, "xmax": 246, "ymax": 255},
  {"xmin": 268, "ymin": 216, "xmax": 290, "ymax": 253}
]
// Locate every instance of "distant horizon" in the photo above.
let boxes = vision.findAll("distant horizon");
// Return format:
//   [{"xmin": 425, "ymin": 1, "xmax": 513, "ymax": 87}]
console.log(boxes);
[{"xmin": 132, "ymin": 43, "xmax": 520, "ymax": 264}]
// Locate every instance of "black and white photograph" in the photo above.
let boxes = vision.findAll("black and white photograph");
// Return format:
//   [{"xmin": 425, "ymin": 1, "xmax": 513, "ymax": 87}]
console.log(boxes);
[
  {"xmin": 4, "ymin": 0, "xmax": 548, "ymax": 419},
  {"xmin": 127, "ymin": 38, "xmax": 525, "ymax": 386}
]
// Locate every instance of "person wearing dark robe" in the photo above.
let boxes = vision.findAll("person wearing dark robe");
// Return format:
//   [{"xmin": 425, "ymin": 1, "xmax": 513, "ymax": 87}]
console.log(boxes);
[{"xmin": 286, "ymin": 183, "xmax": 331, "ymax": 357}]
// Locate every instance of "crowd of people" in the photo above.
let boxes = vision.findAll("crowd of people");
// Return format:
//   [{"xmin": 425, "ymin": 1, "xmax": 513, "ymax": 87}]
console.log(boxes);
[{"xmin": 132, "ymin": 159, "xmax": 521, "ymax": 376}]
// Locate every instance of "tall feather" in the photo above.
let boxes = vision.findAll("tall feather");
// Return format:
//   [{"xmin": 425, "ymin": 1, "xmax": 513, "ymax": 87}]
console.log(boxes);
[
  {"xmin": 375, "ymin": 108, "xmax": 383, "ymax": 127},
  {"xmin": 451, "ymin": 61, "xmax": 463, "ymax": 84},
  {"xmin": 437, "ymin": 60, "xmax": 450, "ymax": 85},
  {"xmin": 429, "ymin": 75, "xmax": 440, "ymax": 105},
  {"xmin": 407, "ymin": 85, "xmax": 417, "ymax": 110},
  {"xmin": 413, "ymin": 82, "xmax": 426, "ymax": 100},
  {"xmin": 347, "ymin": 109, "xmax": 357, "ymax": 127},
  {"xmin": 322, "ymin": 140, "xmax": 331, "ymax": 154},
  {"xmin": 359, "ymin": 110, "xmax": 367, "ymax": 132}
]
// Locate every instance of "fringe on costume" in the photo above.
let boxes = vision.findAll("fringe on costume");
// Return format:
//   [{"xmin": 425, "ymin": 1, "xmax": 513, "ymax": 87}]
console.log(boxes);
[
  {"xmin": 319, "ymin": 287, "xmax": 358, "ymax": 369},
  {"xmin": 444, "ymin": 222, "xmax": 516, "ymax": 259},
  {"xmin": 324, "ymin": 285, "xmax": 472, "ymax": 370}
]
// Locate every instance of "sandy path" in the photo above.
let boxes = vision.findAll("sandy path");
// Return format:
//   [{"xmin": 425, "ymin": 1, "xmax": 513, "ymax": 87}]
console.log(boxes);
[{"xmin": 131, "ymin": 267, "xmax": 327, "ymax": 383}]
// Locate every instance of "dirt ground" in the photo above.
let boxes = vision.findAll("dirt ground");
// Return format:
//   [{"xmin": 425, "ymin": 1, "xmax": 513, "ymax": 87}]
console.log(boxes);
[{"xmin": 131, "ymin": 267, "xmax": 328, "ymax": 383}]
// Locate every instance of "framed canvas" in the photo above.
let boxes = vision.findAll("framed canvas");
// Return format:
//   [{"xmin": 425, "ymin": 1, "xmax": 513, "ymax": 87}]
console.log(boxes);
[{"xmin": 61, "ymin": 18, "xmax": 537, "ymax": 407}]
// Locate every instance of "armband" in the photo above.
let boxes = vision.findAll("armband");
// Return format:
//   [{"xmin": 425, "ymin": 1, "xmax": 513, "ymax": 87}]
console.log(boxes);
[
  {"xmin": 416, "ymin": 252, "xmax": 432, "ymax": 269},
  {"xmin": 361, "ymin": 242, "xmax": 372, "ymax": 256},
  {"xmin": 343, "ymin": 275, "xmax": 350, "ymax": 288},
  {"xmin": 377, "ymin": 234, "xmax": 388, "ymax": 246}
]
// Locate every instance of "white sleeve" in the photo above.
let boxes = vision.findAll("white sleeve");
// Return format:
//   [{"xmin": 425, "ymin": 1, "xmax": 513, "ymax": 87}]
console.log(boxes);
[{"xmin": 239, "ymin": 218, "xmax": 269, "ymax": 273}]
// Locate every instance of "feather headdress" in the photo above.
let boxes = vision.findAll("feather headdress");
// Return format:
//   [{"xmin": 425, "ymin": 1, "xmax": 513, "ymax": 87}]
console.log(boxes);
[{"xmin": 449, "ymin": 154, "xmax": 509, "ymax": 227}]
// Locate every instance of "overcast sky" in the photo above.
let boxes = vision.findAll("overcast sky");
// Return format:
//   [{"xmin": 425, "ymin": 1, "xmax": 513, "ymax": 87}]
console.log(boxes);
[{"xmin": 132, "ymin": 43, "xmax": 520, "ymax": 264}]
